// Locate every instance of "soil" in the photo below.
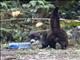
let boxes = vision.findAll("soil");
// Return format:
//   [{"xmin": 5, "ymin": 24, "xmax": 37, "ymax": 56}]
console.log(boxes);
[{"xmin": 1, "ymin": 46, "xmax": 80, "ymax": 60}]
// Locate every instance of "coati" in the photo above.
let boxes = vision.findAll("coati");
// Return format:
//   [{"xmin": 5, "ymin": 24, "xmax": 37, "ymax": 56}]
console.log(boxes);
[{"xmin": 29, "ymin": 7, "xmax": 68, "ymax": 49}]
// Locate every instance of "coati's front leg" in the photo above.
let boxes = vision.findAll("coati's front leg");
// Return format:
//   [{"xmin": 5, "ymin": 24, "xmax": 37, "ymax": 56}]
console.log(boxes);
[
  {"xmin": 41, "ymin": 43, "xmax": 48, "ymax": 48},
  {"xmin": 46, "ymin": 33, "xmax": 56, "ymax": 49},
  {"xmin": 40, "ymin": 31, "xmax": 49, "ymax": 49},
  {"xmin": 39, "ymin": 39, "xmax": 49, "ymax": 49}
]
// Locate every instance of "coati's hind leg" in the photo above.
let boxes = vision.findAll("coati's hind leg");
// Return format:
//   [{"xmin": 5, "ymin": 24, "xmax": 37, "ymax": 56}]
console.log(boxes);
[
  {"xmin": 49, "ymin": 41, "xmax": 56, "ymax": 49},
  {"xmin": 59, "ymin": 40, "xmax": 68, "ymax": 49}
]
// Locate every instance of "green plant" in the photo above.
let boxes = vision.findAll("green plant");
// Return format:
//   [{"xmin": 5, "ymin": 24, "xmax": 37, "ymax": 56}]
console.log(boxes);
[{"xmin": 22, "ymin": 0, "xmax": 54, "ymax": 18}]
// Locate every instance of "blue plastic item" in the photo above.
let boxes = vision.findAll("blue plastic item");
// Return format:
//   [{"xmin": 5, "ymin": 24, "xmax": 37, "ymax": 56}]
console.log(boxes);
[
  {"xmin": 9, "ymin": 45, "xmax": 19, "ymax": 49},
  {"xmin": 8, "ymin": 42, "xmax": 31, "ymax": 49}
]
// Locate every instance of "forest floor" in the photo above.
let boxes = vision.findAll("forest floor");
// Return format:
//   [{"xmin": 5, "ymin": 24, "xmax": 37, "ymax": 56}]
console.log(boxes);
[{"xmin": 1, "ymin": 45, "xmax": 80, "ymax": 60}]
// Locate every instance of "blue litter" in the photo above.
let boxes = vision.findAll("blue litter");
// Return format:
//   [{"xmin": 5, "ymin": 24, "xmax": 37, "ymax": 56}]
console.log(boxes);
[
  {"xmin": 8, "ymin": 42, "xmax": 31, "ymax": 49},
  {"xmin": 9, "ymin": 45, "xmax": 19, "ymax": 49}
]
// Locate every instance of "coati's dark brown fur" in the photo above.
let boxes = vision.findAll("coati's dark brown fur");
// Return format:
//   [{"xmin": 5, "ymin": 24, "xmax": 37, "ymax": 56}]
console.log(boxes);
[
  {"xmin": 41, "ymin": 7, "xmax": 68, "ymax": 49},
  {"xmin": 29, "ymin": 7, "xmax": 68, "ymax": 49}
]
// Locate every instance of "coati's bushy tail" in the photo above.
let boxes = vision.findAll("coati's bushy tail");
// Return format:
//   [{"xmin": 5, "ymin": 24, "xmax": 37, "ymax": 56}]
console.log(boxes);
[{"xmin": 50, "ymin": 7, "xmax": 60, "ymax": 32}]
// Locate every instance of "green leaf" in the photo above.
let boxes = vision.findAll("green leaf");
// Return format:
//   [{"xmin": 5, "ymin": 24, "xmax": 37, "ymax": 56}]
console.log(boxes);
[
  {"xmin": 38, "ymin": 1, "xmax": 44, "ymax": 5},
  {"xmin": 29, "ymin": 1, "xmax": 37, "ymax": 7},
  {"xmin": 47, "ymin": 4, "xmax": 55, "ymax": 8}
]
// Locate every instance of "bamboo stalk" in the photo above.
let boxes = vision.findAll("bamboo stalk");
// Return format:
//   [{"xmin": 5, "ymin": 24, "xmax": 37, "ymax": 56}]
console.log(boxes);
[{"xmin": 0, "ymin": 18, "xmax": 80, "ymax": 22}]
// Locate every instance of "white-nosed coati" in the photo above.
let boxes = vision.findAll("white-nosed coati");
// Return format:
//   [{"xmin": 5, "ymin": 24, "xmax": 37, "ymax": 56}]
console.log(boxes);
[
  {"xmin": 29, "ymin": 7, "xmax": 68, "ymax": 49},
  {"xmin": 40, "ymin": 7, "xmax": 68, "ymax": 49}
]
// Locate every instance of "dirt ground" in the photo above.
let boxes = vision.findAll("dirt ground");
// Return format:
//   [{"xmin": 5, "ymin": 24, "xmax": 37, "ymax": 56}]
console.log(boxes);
[{"xmin": 1, "ymin": 46, "xmax": 80, "ymax": 60}]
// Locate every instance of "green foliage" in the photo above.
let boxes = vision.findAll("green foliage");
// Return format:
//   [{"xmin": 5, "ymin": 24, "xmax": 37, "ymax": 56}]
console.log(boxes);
[
  {"xmin": 22, "ymin": 0, "xmax": 54, "ymax": 17},
  {"xmin": 69, "ymin": 22, "xmax": 80, "ymax": 26},
  {"xmin": 0, "ymin": 0, "xmax": 80, "ymax": 42},
  {"xmin": 60, "ymin": 1, "xmax": 80, "ymax": 19},
  {"xmin": 0, "ymin": 0, "xmax": 80, "ymax": 19},
  {"xmin": 0, "ymin": 27, "xmax": 27, "ymax": 42}
]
